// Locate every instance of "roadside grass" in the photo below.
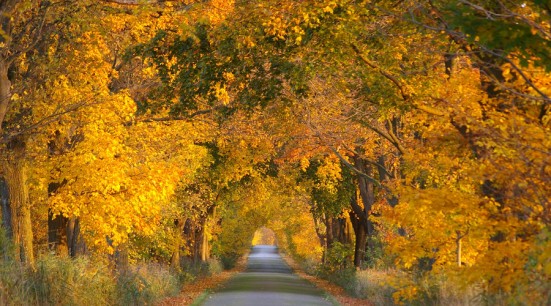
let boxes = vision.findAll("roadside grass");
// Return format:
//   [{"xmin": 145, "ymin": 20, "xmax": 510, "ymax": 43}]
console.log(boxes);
[
  {"xmin": 189, "ymin": 290, "xmax": 212, "ymax": 306},
  {"xmin": 0, "ymin": 255, "xmax": 225, "ymax": 306},
  {"xmin": 0, "ymin": 228, "xmax": 225, "ymax": 306},
  {"xmin": 314, "ymin": 266, "xmax": 547, "ymax": 306}
]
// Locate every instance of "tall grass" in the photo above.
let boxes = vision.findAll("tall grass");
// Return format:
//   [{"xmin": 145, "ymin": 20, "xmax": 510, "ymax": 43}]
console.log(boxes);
[
  {"xmin": 322, "ymin": 267, "xmax": 546, "ymax": 306},
  {"xmin": 0, "ymin": 228, "xmax": 226, "ymax": 305},
  {"xmin": 0, "ymin": 252, "xmax": 184, "ymax": 306},
  {"xmin": 115, "ymin": 263, "xmax": 180, "ymax": 305}
]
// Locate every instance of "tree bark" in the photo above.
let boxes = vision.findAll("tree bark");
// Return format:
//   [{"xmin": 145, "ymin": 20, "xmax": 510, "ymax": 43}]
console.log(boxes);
[
  {"xmin": 456, "ymin": 230, "xmax": 462, "ymax": 267},
  {"xmin": 349, "ymin": 195, "xmax": 367, "ymax": 267},
  {"xmin": 2, "ymin": 136, "xmax": 34, "ymax": 266},
  {"xmin": 354, "ymin": 227, "xmax": 367, "ymax": 268},
  {"xmin": 66, "ymin": 217, "xmax": 86, "ymax": 257},
  {"xmin": 170, "ymin": 218, "xmax": 184, "ymax": 270},
  {"xmin": 1, "ymin": 179, "xmax": 10, "ymax": 237},
  {"xmin": 0, "ymin": 60, "xmax": 12, "ymax": 131},
  {"xmin": 349, "ymin": 154, "xmax": 377, "ymax": 267},
  {"xmin": 47, "ymin": 209, "xmax": 68, "ymax": 252}
]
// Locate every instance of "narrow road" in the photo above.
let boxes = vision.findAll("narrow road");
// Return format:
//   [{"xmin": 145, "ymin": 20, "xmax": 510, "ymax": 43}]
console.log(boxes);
[{"xmin": 199, "ymin": 245, "xmax": 335, "ymax": 306}]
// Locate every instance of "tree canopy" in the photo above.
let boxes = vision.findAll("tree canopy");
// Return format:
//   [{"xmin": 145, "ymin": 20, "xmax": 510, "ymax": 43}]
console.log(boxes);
[{"xmin": 0, "ymin": 0, "xmax": 549, "ymax": 304}]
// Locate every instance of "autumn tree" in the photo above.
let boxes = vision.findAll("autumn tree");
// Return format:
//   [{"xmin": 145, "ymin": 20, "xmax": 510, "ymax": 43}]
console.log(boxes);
[{"xmin": 0, "ymin": 0, "xmax": 99, "ymax": 266}]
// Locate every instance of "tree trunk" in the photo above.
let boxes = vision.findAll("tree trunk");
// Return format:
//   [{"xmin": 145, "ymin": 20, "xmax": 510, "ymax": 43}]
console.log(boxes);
[
  {"xmin": 350, "ymin": 209, "xmax": 368, "ymax": 267},
  {"xmin": 170, "ymin": 218, "xmax": 184, "ymax": 270},
  {"xmin": 66, "ymin": 217, "xmax": 85, "ymax": 257},
  {"xmin": 201, "ymin": 223, "xmax": 209, "ymax": 262},
  {"xmin": 2, "ymin": 136, "xmax": 34, "ymax": 266},
  {"xmin": 48, "ymin": 209, "xmax": 68, "ymax": 252},
  {"xmin": 47, "ymin": 180, "xmax": 70, "ymax": 254},
  {"xmin": 324, "ymin": 214, "xmax": 334, "ymax": 248},
  {"xmin": 349, "ymin": 195, "xmax": 369, "ymax": 267},
  {"xmin": 193, "ymin": 220, "xmax": 202, "ymax": 263},
  {"xmin": 350, "ymin": 154, "xmax": 377, "ymax": 268},
  {"xmin": 113, "ymin": 244, "xmax": 129, "ymax": 271},
  {"xmin": 1, "ymin": 179, "xmax": 10, "ymax": 236},
  {"xmin": 456, "ymin": 230, "xmax": 462, "ymax": 267},
  {"xmin": 0, "ymin": 60, "xmax": 12, "ymax": 130}
]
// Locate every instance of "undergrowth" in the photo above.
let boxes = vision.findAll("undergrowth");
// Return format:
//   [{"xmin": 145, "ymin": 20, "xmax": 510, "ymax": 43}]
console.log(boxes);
[{"xmin": 0, "ymin": 229, "xmax": 224, "ymax": 306}]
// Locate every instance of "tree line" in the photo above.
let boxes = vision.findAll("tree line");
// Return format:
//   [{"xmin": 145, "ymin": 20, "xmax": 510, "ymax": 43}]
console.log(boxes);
[{"xmin": 0, "ymin": 0, "xmax": 549, "ymax": 304}]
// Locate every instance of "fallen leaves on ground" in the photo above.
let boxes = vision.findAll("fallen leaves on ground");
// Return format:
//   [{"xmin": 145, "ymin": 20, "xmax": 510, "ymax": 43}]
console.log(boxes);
[{"xmin": 156, "ymin": 257, "xmax": 247, "ymax": 306}]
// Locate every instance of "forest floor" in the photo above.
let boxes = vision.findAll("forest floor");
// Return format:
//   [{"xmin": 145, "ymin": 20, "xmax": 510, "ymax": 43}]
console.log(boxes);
[{"xmin": 157, "ymin": 250, "xmax": 371, "ymax": 306}]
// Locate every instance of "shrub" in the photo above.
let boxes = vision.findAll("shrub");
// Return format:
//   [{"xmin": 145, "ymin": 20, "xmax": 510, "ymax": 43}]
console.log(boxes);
[
  {"xmin": 31, "ymin": 255, "xmax": 115, "ymax": 306},
  {"xmin": 0, "ymin": 234, "xmax": 182, "ymax": 306},
  {"xmin": 315, "ymin": 242, "xmax": 357, "ymax": 293},
  {"xmin": 206, "ymin": 258, "xmax": 223, "ymax": 275},
  {"xmin": 115, "ymin": 263, "xmax": 180, "ymax": 305},
  {"xmin": 220, "ymin": 252, "xmax": 240, "ymax": 270},
  {"xmin": 354, "ymin": 269, "xmax": 397, "ymax": 306}
]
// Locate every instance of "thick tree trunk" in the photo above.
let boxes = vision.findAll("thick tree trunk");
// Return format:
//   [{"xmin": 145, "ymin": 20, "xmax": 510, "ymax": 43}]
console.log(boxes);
[
  {"xmin": 349, "ymin": 197, "xmax": 369, "ymax": 267},
  {"xmin": 350, "ymin": 154, "xmax": 377, "ymax": 268},
  {"xmin": 2, "ymin": 137, "xmax": 34, "ymax": 266},
  {"xmin": 193, "ymin": 220, "xmax": 202, "ymax": 263},
  {"xmin": 170, "ymin": 218, "xmax": 184, "ymax": 270},
  {"xmin": 351, "ymin": 215, "xmax": 368, "ymax": 268},
  {"xmin": 324, "ymin": 214, "xmax": 334, "ymax": 248}
]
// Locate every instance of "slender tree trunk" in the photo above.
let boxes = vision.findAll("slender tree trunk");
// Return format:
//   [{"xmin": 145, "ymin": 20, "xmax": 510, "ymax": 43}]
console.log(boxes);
[
  {"xmin": 1, "ymin": 179, "xmax": 10, "ymax": 235},
  {"xmin": 456, "ymin": 230, "xmax": 462, "ymax": 267},
  {"xmin": 312, "ymin": 215, "xmax": 328, "ymax": 263},
  {"xmin": 193, "ymin": 220, "xmax": 202, "ymax": 263},
  {"xmin": 47, "ymin": 209, "xmax": 68, "ymax": 252},
  {"xmin": 113, "ymin": 245, "xmax": 129, "ymax": 271},
  {"xmin": 201, "ymin": 224, "xmax": 209, "ymax": 262},
  {"xmin": 47, "ymin": 180, "xmax": 70, "ymax": 254},
  {"xmin": 324, "ymin": 214, "xmax": 334, "ymax": 247},
  {"xmin": 66, "ymin": 217, "xmax": 85, "ymax": 257},
  {"xmin": 0, "ymin": 60, "xmax": 12, "ymax": 130}
]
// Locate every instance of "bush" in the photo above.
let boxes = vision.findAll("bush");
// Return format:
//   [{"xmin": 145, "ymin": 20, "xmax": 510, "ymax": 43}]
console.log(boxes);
[
  {"xmin": 115, "ymin": 263, "xmax": 180, "ymax": 305},
  {"xmin": 31, "ymin": 255, "xmax": 115, "ymax": 306},
  {"xmin": 0, "ymin": 253, "xmax": 115, "ymax": 306},
  {"xmin": 206, "ymin": 258, "xmax": 223, "ymax": 275},
  {"xmin": 0, "ymin": 249, "xmax": 181, "ymax": 306},
  {"xmin": 0, "ymin": 258, "xmax": 29, "ymax": 305},
  {"xmin": 354, "ymin": 269, "xmax": 397, "ymax": 306},
  {"xmin": 220, "ymin": 253, "xmax": 240, "ymax": 270},
  {"xmin": 315, "ymin": 242, "xmax": 357, "ymax": 293}
]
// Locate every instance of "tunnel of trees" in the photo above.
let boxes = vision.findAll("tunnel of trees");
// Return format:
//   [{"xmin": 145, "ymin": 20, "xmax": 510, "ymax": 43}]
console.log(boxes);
[{"xmin": 0, "ymin": 0, "xmax": 549, "ymax": 304}]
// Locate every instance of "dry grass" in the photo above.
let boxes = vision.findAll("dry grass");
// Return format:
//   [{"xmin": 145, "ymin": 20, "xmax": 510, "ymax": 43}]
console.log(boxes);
[{"xmin": 353, "ymin": 269, "xmax": 397, "ymax": 306}]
